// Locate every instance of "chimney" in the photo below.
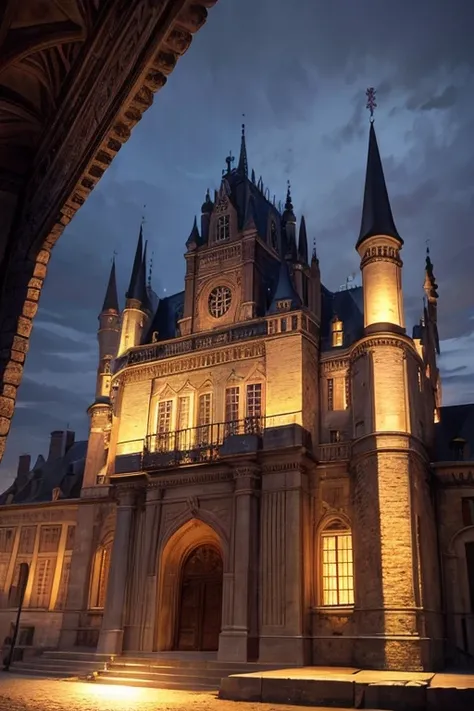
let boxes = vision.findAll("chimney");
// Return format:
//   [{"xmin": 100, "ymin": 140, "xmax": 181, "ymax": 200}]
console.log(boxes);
[
  {"xmin": 16, "ymin": 454, "xmax": 31, "ymax": 486},
  {"xmin": 48, "ymin": 431, "xmax": 75, "ymax": 461}
]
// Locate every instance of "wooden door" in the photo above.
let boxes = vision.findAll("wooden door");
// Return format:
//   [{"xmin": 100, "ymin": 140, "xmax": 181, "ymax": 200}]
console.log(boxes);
[{"xmin": 176, "ymin": 545, "xmax": 223, "ymax": 651}]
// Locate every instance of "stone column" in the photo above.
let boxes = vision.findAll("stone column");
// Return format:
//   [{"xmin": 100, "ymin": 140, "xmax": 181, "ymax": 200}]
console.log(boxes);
[
  {"xmin": 97, "ymin": 486, "xmax": 136, "ymax": 655},
  {"xmin": 218, "ymin": 464, "xmax": 260, "ymax": 662},
  {"xmin": 140, "ymin": 484, "xmax": 163, "ymax": 651}
]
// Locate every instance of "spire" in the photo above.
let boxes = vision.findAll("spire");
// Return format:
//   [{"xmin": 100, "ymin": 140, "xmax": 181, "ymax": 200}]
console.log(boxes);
[
  {"xmin": 126, "ymin": 224, "xmax": 144, "ymax": 300},
  {"xmin": 357, "ymin": 121, "xmax": 402, "ymax": 248},
  {"xmin": 138, "ymin": 240, "xmax": 149, "ymax": 309},
  {"xmin": 268, "ymin": 259, "xmax": 302, "ymax": 314},
  {"xmin": 251, "ymin": 168, "xmax": 256, "ymax": 184},
  {"xmin": 282, "ymin": 181, "xmax": 296, "ymax": 222},
  {"xmin": 298, "ymin": 215, "xmax": 308, "ymax": 264},
  {"xmin": 186, "ymin": 215, "xmax": 201, "ymax": 249},
  {"xmin": 102, "ymin": 258, "xmax": 119, "ymax": 313},
  {"xmin": 424, "ymin": 245, "xmax": 439, "ymax": 300},
  {"xmin": 237, "ymin": 122, "xmax": 248, "ymax": 177}
]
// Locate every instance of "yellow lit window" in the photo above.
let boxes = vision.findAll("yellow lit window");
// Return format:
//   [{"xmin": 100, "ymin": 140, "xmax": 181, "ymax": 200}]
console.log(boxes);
[
  {"xmin": 321, "ymin": 522, "xmax": 354, "ymax": 606},
  {"xmin": 331, "ymin": 317, "xmax": 343, "ymax": 348},
  {"xmin": 90, "ymin": 540, "xmax": 112, "ymax": 609}
]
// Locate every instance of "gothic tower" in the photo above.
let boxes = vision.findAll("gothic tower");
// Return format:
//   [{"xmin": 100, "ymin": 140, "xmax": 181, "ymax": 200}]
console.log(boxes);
[
  {"xmin": 82, "ymin": 259, "xmax": 120, "ymax": 489},
  {"xmin": 350, "ymin": 118, "xmax": 442, "ymax": 669},
  {"xmin": 117, "ymin": 225, "xmax": 150, "ymax": 356}
]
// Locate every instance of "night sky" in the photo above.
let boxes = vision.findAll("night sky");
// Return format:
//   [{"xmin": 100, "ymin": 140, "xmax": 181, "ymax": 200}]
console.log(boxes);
[{"xmin": 1, "ymin": 0, "xmax": 473, "ymax": 486}]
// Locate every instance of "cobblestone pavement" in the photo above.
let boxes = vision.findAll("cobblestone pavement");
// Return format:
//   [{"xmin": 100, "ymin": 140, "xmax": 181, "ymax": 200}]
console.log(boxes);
[{"xmin": 0, "ymin": 676, "xmax": 355, "ymax": 711}]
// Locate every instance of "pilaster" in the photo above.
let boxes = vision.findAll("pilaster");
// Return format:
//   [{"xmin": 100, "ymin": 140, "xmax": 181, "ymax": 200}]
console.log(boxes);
[
  {"xmin": 97, "ymin": 486, "xmax": 137, "ymax": 655},
  {"xmin": 258, "ymin": 460, "xmax": 311, "ymax": 665},
  {"xmin": 218, "ymin": 463, "xmax": 260, "ymax": 662}
]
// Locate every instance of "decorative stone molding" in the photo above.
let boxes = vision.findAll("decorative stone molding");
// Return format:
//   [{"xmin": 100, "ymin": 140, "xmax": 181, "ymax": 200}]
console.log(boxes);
[
  {"xmin": 320, "ymin": 358, "xmax": 350, "ymax": 373},
  {"xmin": 119, "ymin": 342, "xmax": 265, "ymax": 383},
  {"xmin": 261, "ymin": 461, "xmax": 306, "ymax": 475},
  {"xmin": 148, "ymin": 469, "xmax": 233, "ymax": 489},
  {"xmin": 350, "ymin": 334, "xmax": 414, "ymax": 362},
  {"xmin": 434, "ymin": 468, "xmax": 474, "ymax": 487}
]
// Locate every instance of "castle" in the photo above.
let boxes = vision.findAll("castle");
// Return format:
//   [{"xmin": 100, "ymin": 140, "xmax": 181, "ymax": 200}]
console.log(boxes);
[{"xmin": 0, "ymin": 117, "xmax": 473, "ymax": 672}]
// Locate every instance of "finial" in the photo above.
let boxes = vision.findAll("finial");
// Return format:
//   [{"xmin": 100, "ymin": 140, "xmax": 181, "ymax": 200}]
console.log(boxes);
[
  {"xmin": 225, "ymin": 151, "xmax": 234, "ymax": 173},
  {"xmin": 285, "ymin": 180, "xmax": 293, "ymax": 211},
  {"xmin": 141, "ymin": 204, "xmax": 147, "ymax": 227},
  {"xmin": 148, "ymin": 251, "xmax": 154, "ymax": 288},
  {"xmin": 111, "ymin": 249, "xmax": 118, "ymax": 264},
  {"xmin": 366, "ymin": 87, "xmax": 377, "ymax": 122},
  {"xmin": 312, "ymin": 237, "xmax": 317, "ymax": 261}
]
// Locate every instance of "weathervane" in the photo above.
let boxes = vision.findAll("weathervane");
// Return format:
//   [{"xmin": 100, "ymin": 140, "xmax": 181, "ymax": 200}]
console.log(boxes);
[
  {"xmin": 366, "ymin": 87, "xmax": 377, "ymax": 121},
  {"xmin": 148, "ymin": 250, "xmax": 154, "ymax": 288},
  {"xmin": 111, "ymin": 249, "xmax": 118, "ymax": 264},
  {"xmin": 141, "ymin": 204, "xmax": 147, "ymax": 227}
]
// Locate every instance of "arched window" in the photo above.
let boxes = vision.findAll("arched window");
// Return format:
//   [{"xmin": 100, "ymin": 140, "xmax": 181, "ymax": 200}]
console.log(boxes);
[
  {"xmin": 216, "ymin": 214, "xmax": 230, "ymax": 242},
  {"xmin": 331, "ymin": 316, "xmax": 344, "ymax": 347},
  {"xmin": 321, "ymin": 519, "xmax": 354, "ymax": 606},
  {"xmin": 89, "ymin": 537, "xmax": 113, "ymax": 609}
]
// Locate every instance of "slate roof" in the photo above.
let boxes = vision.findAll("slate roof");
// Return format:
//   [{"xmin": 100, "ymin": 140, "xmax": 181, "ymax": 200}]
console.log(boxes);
[
  {"xmin": 357, "ymin": 122, "xmax": 402, "ymax": 248},
  {"xmin": 144, "ymin": 290, "xmax": 184, "ymax": 343},
  {"xmin": 434, "ymin": 404, "xmax": 474, "ymax": 462},
  {"xmin": 0, "ymin": 440, "xmax": 87, "ymax": 506},
  {"xmin": 320, "ymin": 285, "xmax": 364, "ymax": 351}
]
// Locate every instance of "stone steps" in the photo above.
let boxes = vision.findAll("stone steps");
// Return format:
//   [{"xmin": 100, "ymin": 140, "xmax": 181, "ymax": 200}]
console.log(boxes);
[{"xmin": 10, "ymin": 649, "xmax": 282, "ymax": 691}]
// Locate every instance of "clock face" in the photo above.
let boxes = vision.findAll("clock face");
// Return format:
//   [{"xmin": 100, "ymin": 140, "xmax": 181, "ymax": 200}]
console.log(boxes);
[{"xmin": 208, "ymin": 286, "xmax": 232, "ymax": 318}]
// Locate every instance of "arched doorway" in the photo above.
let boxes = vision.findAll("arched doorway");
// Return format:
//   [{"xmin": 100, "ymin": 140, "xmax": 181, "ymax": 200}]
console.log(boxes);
[{"xmin": 175, "ymin": 544, "xmax": 223, "ymax": 651}]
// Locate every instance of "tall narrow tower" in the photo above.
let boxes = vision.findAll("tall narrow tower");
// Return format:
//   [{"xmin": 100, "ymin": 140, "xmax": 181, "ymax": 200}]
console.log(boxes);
[
  {"xmin": 82, "ymin": 260, "xmax": 120, "ymax": 489},
  {"xmin": 350, "ymin": 94, "xmax": 442, "ymax": 671},
  {"xmin": 117, "ymin": 225, "xmax": 149, "ymax": 356}
]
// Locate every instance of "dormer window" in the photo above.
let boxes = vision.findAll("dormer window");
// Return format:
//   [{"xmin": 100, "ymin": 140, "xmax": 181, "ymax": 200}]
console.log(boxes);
[
  {"xmin": 216, "ymin": 214, "xmax": 230, "ymax": 242},
  {"xmin": 331, "ymin": 317, "xmax": 344, "ymax": 347},
  {"xmin": 450, "ymin": 438, "xmax": 466, "ymax": 461}
]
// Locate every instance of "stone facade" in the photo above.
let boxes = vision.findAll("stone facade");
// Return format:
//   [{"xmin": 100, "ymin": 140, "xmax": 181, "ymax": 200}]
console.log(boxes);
[{"xmin": 0, "ymin": 120, "xmax": 473, "ymax": 673}]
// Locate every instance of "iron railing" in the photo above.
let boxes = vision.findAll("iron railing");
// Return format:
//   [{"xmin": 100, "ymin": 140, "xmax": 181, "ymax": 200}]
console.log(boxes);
[{"xmin": 140, "ymin": 412, "xmax": 304, "ymax": 470}]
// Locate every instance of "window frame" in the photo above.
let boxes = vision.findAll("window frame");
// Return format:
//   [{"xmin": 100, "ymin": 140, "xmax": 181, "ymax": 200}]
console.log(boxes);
[
  {"xmin": 331, "ymin": 317, "xmax": 344, "ymax": 348},
  {"xmin": 216, "ymin": 214, "xmax": 230, "ymax": 242},
  {"xmin": 319, "ymin": 519, "xmax": 354, "ymax": 608}
]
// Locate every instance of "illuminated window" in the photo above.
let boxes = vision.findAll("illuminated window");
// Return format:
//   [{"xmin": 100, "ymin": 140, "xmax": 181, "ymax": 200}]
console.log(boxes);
[
  {"xmin": 177, "ymin": 396, "xmax": 191, "ymax": 450},
  {"xmin": 216, "ymin": 214, "xmax": 230, "ymax": 242},
  {"xmin": 330, "ymin": 430, "xmax": 341, "ymax": 443},
  {"xmin": 246, "ymin": 384, "xmax": 262, "ymax": 419},
  {"xmin": 55, "ymin": 556, "xmax": 71, "ymax": 610},
  {"xmin": 327, "ymin": 378, "xmax": 334, "ymax": 411},
  {"xmin": 344, "ymin": 376, "xmax": 351, "ymax": 409},
  {"xmin": 157, "ymin": 399, "xmax": 173, "ymax": 451},
  {"xmin": 417, "ymin": 368, "xmax": 422, "ymax": 392},
  {"xmin": 246, "ymin": 383, "xmax": 263, "ymax": 433},
  {"xmin": 225, "ymin": 387, "xmax": 240, "ymax": 435},
  {"xmin": 197, "ymin": 393, "xmax": 212, "ymax": 445},
  {"xmin": 331, "ymin": 317, "xmax": 343, "ymax": 347},
  {"xmin": 89, "ymin": 540, "xmax": 112, "ymax": 609},
  {"xmin": 18, "ymin": 526, "xmax": 36, "ymax": 555},
  {"xmin": 321, "ymin": 521, "xmax": 354, "ymax": 606},
  {"xmin": 30, "ymin": 557, "xmax": 54, "ymax": 609}
]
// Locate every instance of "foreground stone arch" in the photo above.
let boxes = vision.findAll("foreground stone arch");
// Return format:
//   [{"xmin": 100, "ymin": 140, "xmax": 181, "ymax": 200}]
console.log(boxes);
[{"xmin": 0, "ymin": 0, "xmax": 220, "ymax": 462}]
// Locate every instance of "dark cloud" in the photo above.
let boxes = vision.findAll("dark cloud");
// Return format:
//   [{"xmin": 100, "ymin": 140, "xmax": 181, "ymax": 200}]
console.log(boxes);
[{"xmin": 1, "ymin": 0, "xmax": 474, "ymax": 487}]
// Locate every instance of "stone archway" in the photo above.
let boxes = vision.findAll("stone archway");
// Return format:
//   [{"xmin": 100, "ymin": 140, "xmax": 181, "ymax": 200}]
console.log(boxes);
[{"xmin": 155, "ymin": 518, "xmax": 225, "ymax": 652}]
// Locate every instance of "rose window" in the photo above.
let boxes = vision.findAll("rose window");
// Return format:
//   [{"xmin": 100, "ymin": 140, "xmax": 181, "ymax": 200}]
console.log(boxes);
[{"xmin": 208, "ymin": 286, "xmax": 232, "ymax": 318}]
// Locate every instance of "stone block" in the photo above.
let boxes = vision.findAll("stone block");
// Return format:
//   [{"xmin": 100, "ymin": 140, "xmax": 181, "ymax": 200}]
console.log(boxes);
[
  {"xmin": 364, "ymin": 681, "xmax": 427, "ymax": 711},
  {"xmin": 219, "ymin": 675, "xmax": 262, "ymax": 702},
  {"xmin": 17, "ymin": 315, "xmax": 33, "ymax": 337},
  {"xmin": 22, "ymin": 300, "xmax": 38, "ymax": 319},
  {"xmin": 261, "ymin": 677, "xmax": 354, "ymax": 707},
  {"xmin": 0, "ymin": 395, "xmax": 15, "ymax": 418},
  {"xmin": 0, "ymin": 416, "xmax": 10, "ymax": 435},
  {"xmin": 427, "ymin": 686, "xmax": 474, "ymax": 711}
]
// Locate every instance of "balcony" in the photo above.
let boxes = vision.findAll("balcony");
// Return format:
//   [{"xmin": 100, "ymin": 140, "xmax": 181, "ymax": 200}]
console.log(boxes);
[
  {"xmin": 114, "ymin": 412, "xmax": 310, "ymax": 474},
  {"xmin": 318, "ymin": 441, "xmax": 351, "ymax": 462}
]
